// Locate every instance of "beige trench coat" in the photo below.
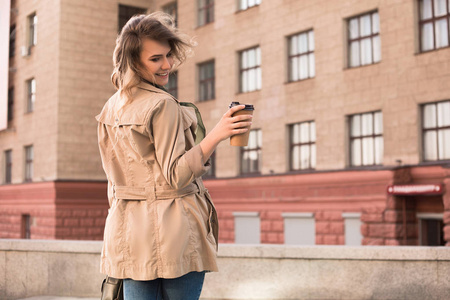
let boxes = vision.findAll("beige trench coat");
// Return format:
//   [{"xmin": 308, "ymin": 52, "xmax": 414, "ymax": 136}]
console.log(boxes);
[{"xmin": 95, "ymin": 81, "xmax": 219, "ymax": 280}]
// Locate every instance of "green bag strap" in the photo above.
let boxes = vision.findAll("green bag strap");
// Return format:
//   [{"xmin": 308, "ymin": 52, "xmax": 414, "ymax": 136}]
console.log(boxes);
[{"xmin": 179, "ymin": 102, "xmax": 206, "ymax": 145}]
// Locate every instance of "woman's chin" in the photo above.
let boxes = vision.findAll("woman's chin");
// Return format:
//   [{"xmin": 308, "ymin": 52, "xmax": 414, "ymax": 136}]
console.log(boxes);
[{"xmin": 156, "ymin": 79, "xmax": 169, "ymax": 86}]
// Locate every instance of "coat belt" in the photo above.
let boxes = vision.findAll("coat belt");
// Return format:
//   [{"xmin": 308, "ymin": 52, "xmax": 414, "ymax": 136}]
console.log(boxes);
[{"xmin": 112, "ymin": 183, "xmax": 200, "ymax": 201}]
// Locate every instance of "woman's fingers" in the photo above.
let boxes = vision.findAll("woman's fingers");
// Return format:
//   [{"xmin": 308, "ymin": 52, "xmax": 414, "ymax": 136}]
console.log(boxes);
[
  {"xmin": 224, "ymin": 105, "xmax": 246, "ymax": 117},
  {"xmin": 231, "ymin": 128, "xmax": 249, "ymax": 135},
  {"xmin": 231, "ymin": 114, "xmax": 253, "ymax": 123},
  {"xmin": 231, "ymin": 121, "xmax": 252, "ymax": 129}
]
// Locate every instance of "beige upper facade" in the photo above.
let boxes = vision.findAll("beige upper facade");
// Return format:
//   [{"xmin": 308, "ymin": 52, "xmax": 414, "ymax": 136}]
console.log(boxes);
[{"xmin": 1, "ymin": 0, "xmax": 449, "ymax": 184}]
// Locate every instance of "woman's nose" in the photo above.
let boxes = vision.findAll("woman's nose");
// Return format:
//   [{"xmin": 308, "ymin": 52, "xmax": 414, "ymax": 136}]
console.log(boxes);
[{"xmin": 162, "ymin": 57, "xmax": 171, "ymax": 70}]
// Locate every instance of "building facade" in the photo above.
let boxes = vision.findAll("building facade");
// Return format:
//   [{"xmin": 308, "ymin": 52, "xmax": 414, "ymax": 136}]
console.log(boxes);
[{"xmin": 1, "ymin": 0, "xmax": 449, "ymax": 246}]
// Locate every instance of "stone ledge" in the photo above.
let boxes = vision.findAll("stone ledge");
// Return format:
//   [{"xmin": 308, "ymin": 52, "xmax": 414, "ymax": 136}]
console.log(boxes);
[
  {"xmin": 1, "ymin": 239, "xmax": 449, "ymax": 260},
  {"xmin": 217, "ymin": 244, "xmax": 450, "ymax": 260},
  {"xmin": 0, "ymin": 239, "xmax": 102, "ymax": 254}
]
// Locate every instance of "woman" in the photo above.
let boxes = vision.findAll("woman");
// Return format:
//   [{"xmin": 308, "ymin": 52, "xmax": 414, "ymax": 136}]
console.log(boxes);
[{"xmin": 95, "ymin": 12, "xmax": 252, "ymax": 300}]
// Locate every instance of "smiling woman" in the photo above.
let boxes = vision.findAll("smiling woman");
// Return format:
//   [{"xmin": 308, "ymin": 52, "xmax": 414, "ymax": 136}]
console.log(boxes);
[
  {"xmin": 110, "ymin": 12, "xmax": 192, "ymax": 107},
  {"xmin": 139, "ymin": 38, "xmax": 173, "ymax": 86},
  {"xmin": 96, "ymin": 11, "xmax": 253, "ymax": 300}
]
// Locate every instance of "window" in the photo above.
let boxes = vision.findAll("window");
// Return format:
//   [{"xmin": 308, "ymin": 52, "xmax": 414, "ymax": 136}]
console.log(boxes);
[
  {"xmin": 28, "ymin": 13, "xmax": 37, "ymax": 47},
  {"xmin": 9, "ymin": 25, "xmax": 16, "ymax": 58},
  {"xmin": 4, "ymin": 150, "xmax": 12, "ymax": 184},
  {"xmin": 198, "ymin": 0, "xmax": 214, "ymax": 26},
  {"xmin": 239, "ymin": 0, "xmax": 261, "ymax": 11},
  {"xmin": 419, "ymin": 0, "xmax": 450, "ymax": 52},
  {"xmin": 289, "ymin": 121, "xmax": 316, "ymax": 170},
  {"xmin": 204, "ymin": 151, "xmax": 216, "ymax": 178},
  {"xmin": 198, "ymin": 60, "xmax": 215, "ymax": 101},
  {"xmin": 233, "ymin": 212, "xmax": 260, "ymax": 244},
  {"xmin": 8, "ymin": 87, "xmax": 14, "ymax": 121},
  {"xmin": 118, "ymin": 4, "xmax": 147, "ymax": 32},
  {"xmin": 24, "ymin": 145, "xmax": 33, "ymax": 182},
  {"xmin": 241, "ymin": 129, "xmax": 262, "ymax": 174},
  {"xmin": 422, "ymin": 100, "xmax": 450, "ymax": 161},
  {"xmin": 349, "ymin": 111, "xmax": 383, "ymax": 166},
  {"xmin": 417, "ymin": 213, "xmax": 445, "ymax": 246},
  {"xmin": 348, "ymin": 11, "xmax": 380, "ymax": 68},
  {"xmin": 162, "ymin": 2, "xmax": 178, "ymax": 26},
  {"xmin": 21, "ymin": 214, "xmax": 31, "ymax": 239},
  {"xmin": 282, "ymin": 213, "xmax": 315, "ymax": 245},
  {"xmin": 166, "ymin": 71, "xmax": 178, "ymax": 98},
  {"xmin": 288, "ymin": 30, "xmax": 315, "ymax": 81},
  {"xmin": 26, "ymin": 79, "xmax": 36, "ymax": 113},
  {"xmin": 239, "ymin": 47, "xmax": 261, "ymax": 93},
  {"xmin": 342, "ymin": 213, "xmax": 363, "ymax": 245}
]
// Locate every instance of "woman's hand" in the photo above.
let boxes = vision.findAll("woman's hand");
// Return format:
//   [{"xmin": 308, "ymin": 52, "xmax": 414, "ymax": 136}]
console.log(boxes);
[{"xmin": 199, "ymin": 105, "xmax": 253, "ymax": 161}]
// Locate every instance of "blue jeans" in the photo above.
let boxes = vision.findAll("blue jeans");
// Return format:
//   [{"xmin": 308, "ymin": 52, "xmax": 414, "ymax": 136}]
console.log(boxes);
[{"xmin": 123, "ymin": 271, "xmax": 205, "ymax": 300}]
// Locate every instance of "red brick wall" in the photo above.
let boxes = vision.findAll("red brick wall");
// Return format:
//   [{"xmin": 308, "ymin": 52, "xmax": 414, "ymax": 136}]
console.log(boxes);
[
  {"xmin": 205, "ymin": 169, "xmax": 391, "ymax": 245},
  {"xmin": 0, "ymin": 181, "xmax": 108, "ymax": 240},
  {"xmin": 0, "ymin": 166, "xmax": 448, "ymax": 246},
  {"xmin": 205, "ymin": 165, "xmax": 450, "ymax": 246}
]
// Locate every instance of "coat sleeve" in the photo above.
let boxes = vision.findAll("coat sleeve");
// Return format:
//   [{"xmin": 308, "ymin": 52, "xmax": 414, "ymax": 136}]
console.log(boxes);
[{"xmin": 149, "ymin": 98, "xmax": 210, "ymax": 189}]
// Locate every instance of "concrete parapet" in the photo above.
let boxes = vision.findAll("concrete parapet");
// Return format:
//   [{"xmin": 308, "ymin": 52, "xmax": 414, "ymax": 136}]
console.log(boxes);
[{"xmin": 1, "ymin": 240, "xmax": 449, "ymax": 299}]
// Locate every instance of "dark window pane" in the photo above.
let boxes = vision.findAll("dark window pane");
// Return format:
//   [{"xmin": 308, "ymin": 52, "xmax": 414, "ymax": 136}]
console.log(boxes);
[
  {"xmin": 163, "ymin": 2, "xmax": 178, "ymax": 26},
  {"xmin": 198, "ymin": 61, "xmax": 215, "ymax": 101},
  {"xmin": 8, "ymin": 88, "xmax": 14, "ymax": 121},
  {"xmin": 9, "ymin": 25, "xmax": 16, "ymax": 57},
  {"xmin": 118, "ymin": 4, "xmax": 147, "ymax": 32}
]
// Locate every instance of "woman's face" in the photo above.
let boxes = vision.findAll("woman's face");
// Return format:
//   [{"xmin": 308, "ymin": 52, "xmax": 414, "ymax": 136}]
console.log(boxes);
[{"xmin": 139, "ymin": 38, "xmax": 174, "ymax": 86}]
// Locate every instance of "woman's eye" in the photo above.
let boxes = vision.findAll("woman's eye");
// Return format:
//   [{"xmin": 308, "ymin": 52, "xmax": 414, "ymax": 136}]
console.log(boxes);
[
  {"xmin": 151, "ymin": 58, "xmax": 160, "ymax": 62},
  {"xmin": 167, "ymin": 52, "xmax": 173, "ymax": 57}
]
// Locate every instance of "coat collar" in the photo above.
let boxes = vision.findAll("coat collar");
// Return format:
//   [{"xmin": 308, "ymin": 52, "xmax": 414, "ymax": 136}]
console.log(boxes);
[{"xmin": 136, "ymin": 80, "xmax": 179, "ymax": 103}]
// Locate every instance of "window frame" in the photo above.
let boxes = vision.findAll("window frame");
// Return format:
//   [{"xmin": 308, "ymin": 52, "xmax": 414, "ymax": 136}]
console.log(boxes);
[
  {"xmin": 8, "ymin": 87, "xmax": 14, "ymax": 122},
  {"xmin": 239, "ymin": 46, "xmax": 262, "ymax": 93},
  {"xmin": 198, "ymin": 0, "xmax": 214, "ymax": 26},
  {"xmin": 28, "ymin": 13, "xmax": 37, "ymax": 48},
  {"xmin": 421, "ymin": 100, "xmax": 450, "ymax": 162},
  {"xmin": 233, "ymin": 212, "xmax": 261, "ymax": 244},
  {"xmin": 198, "ymin": 60, "xmax": 215, "ymax": 102},
  {"xmin": 9, "ymin": 24, "xmax": 16, "ymax": 58},
  {"xmin": 348, "ymin": 111, "xmax": 383, "ymax": 167},
  {"xmin": 21, "ymin": 214, "xmax": 31, "ymax": 239},
  {"xmin": 26, "ymin": 78, "xmax": 36, "ymax": 113},
  {"xmin": 289, "ymin": 121, "xmax": 316, "ymax": 171},
  {"xmin": 287, "ymin": 29, "xmax": 315, "ymax": 82},
  {"xmin": 417, "ymin": 213, "xmax": 445, "ymax": 246},
  {"xmin": 282, "ymin": 212, "xmax": 316, "ymax": 245},
  {"xmin": 240, "ymin": 129, "xmax": 262, "ymax": 175},
  {"xmin": 4, "ymin": 150, "xmax": 12, "ymax": 184},
  {"xmin": 418, "ymin": 0, "xmax": 450, "ymax": 52},
  {"xmin": 238, "ymin": 0, "xmax": 261, "ymax": 11},
  {"xmin": 342, "ymin": 212, "xmax": 363, "ymax": 246},
  {"xmin": 347, "ymin": 10, "xmax": 381, "ymax": 68},
  {"xmin": 24, "ymin": 145, "xmax": 33, "ymax": 183}
]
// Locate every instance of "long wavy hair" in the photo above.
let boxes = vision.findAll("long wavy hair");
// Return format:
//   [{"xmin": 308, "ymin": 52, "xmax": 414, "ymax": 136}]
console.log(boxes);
[{"xmin": 111, "ymin": 12, "xmax": 194, "ymax": 105}]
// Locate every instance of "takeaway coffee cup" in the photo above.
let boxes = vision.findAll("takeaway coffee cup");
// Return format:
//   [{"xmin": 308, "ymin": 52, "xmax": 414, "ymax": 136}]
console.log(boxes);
[{"xmin": 229, "ymin": 101, "xmax": 255, "ymax": 147}]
